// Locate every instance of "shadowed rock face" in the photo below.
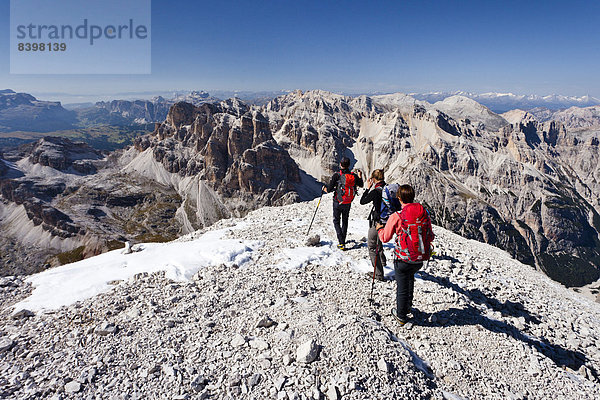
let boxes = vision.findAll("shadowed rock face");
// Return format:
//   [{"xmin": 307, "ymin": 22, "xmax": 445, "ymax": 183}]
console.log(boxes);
[{"xmin": 0, "ymin": 178, "xmax": 80, "ymax": 239}]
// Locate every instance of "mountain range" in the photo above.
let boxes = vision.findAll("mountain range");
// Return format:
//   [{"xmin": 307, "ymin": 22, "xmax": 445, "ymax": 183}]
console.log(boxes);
[
  {"xmin": 1, "ymin": 90, "xmax": 599, "ymax": 289},
  {"xmin": 3, "ymin": 89, "xmax": 599, "ymax": 136},
  {"xmin": 411, "ymin": 91, "xmax": 600, "ymax": 113}
]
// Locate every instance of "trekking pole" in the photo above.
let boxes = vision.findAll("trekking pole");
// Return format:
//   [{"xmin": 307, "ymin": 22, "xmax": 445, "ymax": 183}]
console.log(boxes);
[{"xmin": 306, "ymin": 191, "xmax": 324, "ymax": 236}]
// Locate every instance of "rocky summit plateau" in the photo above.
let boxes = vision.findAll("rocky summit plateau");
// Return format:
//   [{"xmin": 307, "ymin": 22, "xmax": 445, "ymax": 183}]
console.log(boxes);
[
  {"xmin": 1, "ymin": 197, "xmax": 599, "ymax": 399},
  {"xmin": 1, "ymin": 90, "xmax": 599, "ymax": 290}
]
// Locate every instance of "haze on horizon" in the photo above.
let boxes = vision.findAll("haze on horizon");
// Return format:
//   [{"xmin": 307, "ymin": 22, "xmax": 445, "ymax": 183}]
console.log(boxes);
[{"xmin": 1, "ymin": 0, "xmax": 599, "ymax": 102}]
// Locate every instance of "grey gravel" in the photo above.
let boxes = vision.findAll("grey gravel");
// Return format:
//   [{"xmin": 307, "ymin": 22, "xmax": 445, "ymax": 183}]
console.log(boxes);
[{"xmin": 0, "ymin": 197, "xmax": 599, "ymax": 399}]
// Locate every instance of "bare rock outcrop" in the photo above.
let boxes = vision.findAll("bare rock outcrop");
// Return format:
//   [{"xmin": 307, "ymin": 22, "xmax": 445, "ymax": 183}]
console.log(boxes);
[
  {"xmin": 24, "ymin": 136, "xmax": 104, "ymax": 174},
  {"xmin": 136, "ymin": 101, "xmax": 302, "ymax": 209}
]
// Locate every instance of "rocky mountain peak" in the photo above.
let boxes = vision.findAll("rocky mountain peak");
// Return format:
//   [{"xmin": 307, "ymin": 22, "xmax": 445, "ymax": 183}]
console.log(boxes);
[
  {"xmin": 501, "ymin": 109, "xmax": 538, "ymax": 125},
  {"xmin": 548, "ymin": 105, "xmax": 600, "ymax": 129},
  {"xmin": 133, "ymin": 101, "xmax": 302, "ymax": 221},
  {"xmin": 22, "ymin": 136, "xmax": 104, "ymax": 174},
  {"xmin": 267, "ymin": 90, "xmax": 353, "ymax": 115},
  {"xmin": 433, "ymin": 95, "xmax": 509, "ymax": 131}
]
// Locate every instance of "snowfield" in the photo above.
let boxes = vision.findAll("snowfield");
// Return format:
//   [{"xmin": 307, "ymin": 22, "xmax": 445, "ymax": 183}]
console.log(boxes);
[
  {"xmin": 14, "ymin": 228, "xmax": 262, "ymax": 311},
  {"xmin": 1, "ymin": 195, "xmax": 600, "ymax": 399}
]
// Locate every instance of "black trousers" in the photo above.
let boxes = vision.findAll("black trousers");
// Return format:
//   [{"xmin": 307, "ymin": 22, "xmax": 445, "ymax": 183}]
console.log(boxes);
[
  {"xmin": 394, "ymin": 259, "xmax": 423, "ymax": 318},
  {"xmin": 332, "ymin": 201, "xmax": 351, "ymax": 245}
]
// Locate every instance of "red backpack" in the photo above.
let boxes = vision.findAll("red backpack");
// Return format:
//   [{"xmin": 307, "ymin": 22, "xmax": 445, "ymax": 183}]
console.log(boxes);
[
  {"xmin": 336, "ymin": 170, "xmax": 356, "ymax": 204},
  {"xmin": 394, "ymin": 203, "xmax": 434, "ymax": 263}
]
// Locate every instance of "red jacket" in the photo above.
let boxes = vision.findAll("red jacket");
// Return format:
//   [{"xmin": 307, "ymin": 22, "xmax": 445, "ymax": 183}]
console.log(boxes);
[{"xmin": 377, "ymin": 210, "xmax": 403, "ymax": 244}]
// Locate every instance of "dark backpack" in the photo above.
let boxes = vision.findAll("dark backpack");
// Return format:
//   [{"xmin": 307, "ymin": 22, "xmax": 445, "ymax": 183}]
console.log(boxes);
[
  {"xmin": 336, "ymin": 171, "xmax": 356, "ymax": 204},
  {"xmin": 379, "ymin": 183, "xmax": 401, "ymax": 223},
  {"xmin": 394, "ymin": 203, "xmax": 435, "ymax": 264}
]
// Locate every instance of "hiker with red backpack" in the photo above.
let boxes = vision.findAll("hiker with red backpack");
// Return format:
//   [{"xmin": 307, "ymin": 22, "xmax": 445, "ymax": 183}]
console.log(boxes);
[
  {"xmin": 323, "ymin": 157, "xmax": 363, "ymax": 250},
  {"xmin": 377, "ymin": 184, "xmax": 434, "ymax": 325}
]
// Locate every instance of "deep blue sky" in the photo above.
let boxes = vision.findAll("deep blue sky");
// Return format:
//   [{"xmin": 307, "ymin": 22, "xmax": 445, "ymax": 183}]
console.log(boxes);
[{"xmin": 1, "ymin": 0, "xmax": 599, "ymax": 101}]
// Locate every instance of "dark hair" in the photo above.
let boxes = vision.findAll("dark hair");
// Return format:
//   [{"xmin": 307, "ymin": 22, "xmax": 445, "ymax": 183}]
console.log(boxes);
[
  {"xmin": 371, "ymin": 169, "xmax": 384, "ymax": 181},
  {"xmin": 340, "ymin": 157, "xmax": 350, "ymax": 168},
  {"xmin": 398, "ymin": 184, "xmax": 415, "ymax": 203}
]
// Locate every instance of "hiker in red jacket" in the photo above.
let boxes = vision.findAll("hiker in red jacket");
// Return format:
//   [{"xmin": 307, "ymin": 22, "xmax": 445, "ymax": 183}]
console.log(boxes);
[
  {"xmin": 323, "ymin": 157, "xmax": 363, "ymax": 250},
  {"xmin": 377, "ymin": 184, "xmax": 434, "ymax": 325}
]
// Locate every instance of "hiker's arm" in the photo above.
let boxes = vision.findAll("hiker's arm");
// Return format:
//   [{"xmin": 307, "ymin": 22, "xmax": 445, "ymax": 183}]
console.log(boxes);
[
  {"xmin": 326, "ymin": 173, "xmax": 339, "ymax": 193},
  {"xmin": 355, "ymin": 174, "xmax": 364, "ymax": 188},
  {"xmin": 359, "ymin": 188, "xmax": 377, "ymax": 205},
  {"xmin": 377, "ymin": 213, "xmax": 399, "ymax": 243}
]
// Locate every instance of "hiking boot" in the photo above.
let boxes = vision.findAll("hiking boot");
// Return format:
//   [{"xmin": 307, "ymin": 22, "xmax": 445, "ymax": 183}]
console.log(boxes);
[
  {"xmin": 408, "ymin": 307, "xmax": 422, "ymax": 318},
  {"xmin": 391, "ymin": 308, "xmax": 409, "ymax": 326},
  {"xmin": 337, "ymin": 244, "xmax": 345, "ymax": 251}
]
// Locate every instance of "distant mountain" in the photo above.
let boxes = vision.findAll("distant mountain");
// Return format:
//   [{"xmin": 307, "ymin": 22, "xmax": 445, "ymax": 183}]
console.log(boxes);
[
  {"xmin": 411, "ymin": 91, "xmax": 600, "ymax": 113},
  {"xmin": 530, "ymin": 105, "xmax": 600, "ymax": 130},
  {"xmin": 77, "ymin": 92, "xmax": 222, "ymax": 126},
  {"xmin": 0, "ymin": 89, "xmax": 77, "ymax": 132},
  {"xmin": 62, "ymin": 102, "xmax": 95, "ymax": 110},
  {"xmin": 78, "ymin": 97, "xmax": 173, "ymax": 125},
  {"xmin": 73, "ymin": 90, "xmax": 284, "ymax": 126},
  {"xmin": 431, "ymin": 95, "xmax": 509, "ymax": 131}
]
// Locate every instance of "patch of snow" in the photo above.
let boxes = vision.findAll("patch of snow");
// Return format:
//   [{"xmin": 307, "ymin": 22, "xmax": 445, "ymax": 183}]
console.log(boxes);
[
  {"xmin": 14, "ymin": 228, "xmax": 262, "ymax": 312},
  {"xmin": 275, "ymin": 245, "xmax": 338, "ymax": 270}
]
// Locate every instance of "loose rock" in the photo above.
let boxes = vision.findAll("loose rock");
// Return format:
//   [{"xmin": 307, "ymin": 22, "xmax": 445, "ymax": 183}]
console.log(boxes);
[
  {"xmin": 12, "ymin": 309, "xmax": 34, "ymax": 319},
  {"xmin": 257, "ymin": 315, "xmax": 277, "ymax": 328},
  {"xmin": 64, "ymin": 381, "xmax": 82, "ymax": 393},
  {"xmin": 306, "ymin": 235, "xmax": 321, "ymax": 247},
  {"xmin": 377, "ymin": 358, "xmax": 390, "ymax": 373},
  {"xmin": 296, "ymin": 339, "xmax": 319, "ymax": 364},
  {"xmin": 95, "ymin": 322, "xmax": 117, "ymax": 336},
  {"xmin": 0, "ymin": 338, "xmax": 15, "ymax": 352}
]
